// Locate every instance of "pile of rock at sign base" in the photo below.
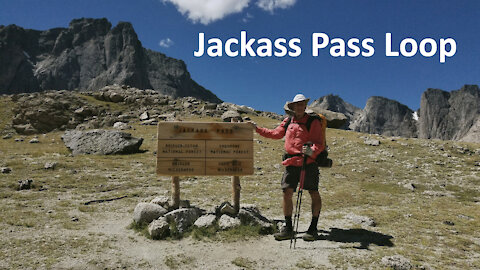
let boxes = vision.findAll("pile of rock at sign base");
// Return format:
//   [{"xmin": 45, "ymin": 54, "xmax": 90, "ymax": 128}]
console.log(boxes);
[{"xmin": 133, "ymin": 197, "xmax": 275, "ymax": 240}]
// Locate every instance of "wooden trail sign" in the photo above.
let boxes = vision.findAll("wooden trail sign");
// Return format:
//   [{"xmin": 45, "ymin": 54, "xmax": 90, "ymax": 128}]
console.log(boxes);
[{"xmin": 156, "ymin": 122, "xmax": 254, "ymax": 176}]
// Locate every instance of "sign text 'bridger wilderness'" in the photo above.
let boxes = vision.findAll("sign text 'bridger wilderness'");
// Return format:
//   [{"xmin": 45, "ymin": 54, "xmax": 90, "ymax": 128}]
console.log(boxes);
[{"xmin": 156, "ymin": 122, "xmax": 254, "ymax": 176}]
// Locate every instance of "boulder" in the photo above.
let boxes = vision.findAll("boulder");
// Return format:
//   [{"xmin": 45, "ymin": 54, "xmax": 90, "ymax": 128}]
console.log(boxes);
[
  {"xmin": 157, "ymin": 112, "xmax": 176, "ymax": 121},
  {"xmin": 18, "ymin": 179, "xmax": 33, "ymax": 190},
  {"xmin": 221, "ymin": 110, "xmax": 242, "ymax": 122},
  {"xmin": 113, "ymin": 122, "xmax": 131, "ymax": 130},
  {"xmin": 203, "ymin": 103, "xmax": 217, "ymax": 110},
  {"xmin": 141, "ymin": 119, "xmax": 158, "ymax": 125},
  {"xmin": 139, "ymin": 112, "xmax": 149, "ymax": 121},
  {"xmin": 150, "ymin": 196, "xmax": 170, "ymax": 209},
  {"xmin": 403, "ymin": 183, "xmax": 416, "ymax": 191},
  {"xmin": 194, "ymin": 214, "xmax": 217, "ymax": 228},
  {"xmin": 218, "ymin": 214, "xmax": 241, "ymax": 230},
  {"xmin": 74, "ymin": 107, "xmax": 95, "ymax": 117},
  {"xmin": 235, "ymin": 105, "xmax": 256, "ymax": 114},
  {"xmin": 108, "ymin": 92, "xmax": 124, "ymax": 103},
  {"xmin": 306, "ymin": 107, "xmax": 348, "ymax": 129},
  {"xmin": 148, "ymin": 217, "xmax": 170, "ymax": 240},
  {"xmin": 381, "ymin": 255, "xmax": 413, "ymax": 270},
  {"xmin": 13, "ymin": 124, "xmax": 38, "ymax": 135},
  {"xmin": 310, "ymin": 94, "xmax": 362, "ymax": 130},
  {"xmin": 61, "ymin": 129, "xmax": 143, "ymax": 155},
  {"xmin": 44, "ymin": 162, "xmax": 57, "ymax": 170},
  {"xmin": 238, "ymin": 208, "xmax": 273, "ymax": 234},
  {"xmin": 164, "ymin": 208, "xmax": 202, "ymax": 233},
  {"xmin": 133, "ymin": 203, "xmax": 167, "ymax": 225},
  {"xmin": 364, "ymin": 138, "xmax": 380, "ymax": 146},
  {"xmin": 183, "ymin": 101, "xmax": 192, "ymax": 108},
  {"xmin": 345, "ymin": 214, "xmax": 376, "ymax": 227}
]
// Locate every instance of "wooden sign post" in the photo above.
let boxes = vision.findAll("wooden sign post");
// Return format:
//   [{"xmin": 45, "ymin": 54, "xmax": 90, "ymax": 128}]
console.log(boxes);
[{"xmin": 157, "ymin": 122, "xmax": 254, "ymax": 210}]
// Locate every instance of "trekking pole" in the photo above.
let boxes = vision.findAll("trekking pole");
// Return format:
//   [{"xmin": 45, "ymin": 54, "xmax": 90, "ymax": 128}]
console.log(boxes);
[{"xmin": 290, "ymin": 152, "xmax": 308, "ymax": 249}]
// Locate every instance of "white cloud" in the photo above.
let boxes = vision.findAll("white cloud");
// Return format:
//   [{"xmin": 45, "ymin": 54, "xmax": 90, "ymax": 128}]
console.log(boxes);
[
  {"xmin": 163, "ymin": 0, "xmax": 250, "ymax": 25},
  {"xmin": 256, "ymin": 0, "xmax": 297, "ymax": 12},
  {"xmin": 159, "ymin": 38, "xmax": 174, "ymax": 48}
]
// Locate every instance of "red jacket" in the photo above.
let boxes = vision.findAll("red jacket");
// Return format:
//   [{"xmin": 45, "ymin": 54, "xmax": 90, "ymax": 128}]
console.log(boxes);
[{"xmin": 255, "ymin": 114, "xmax": 325, "ymax": 167}]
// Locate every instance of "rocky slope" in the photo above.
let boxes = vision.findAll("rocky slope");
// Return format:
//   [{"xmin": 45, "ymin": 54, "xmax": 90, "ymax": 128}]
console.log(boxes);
[
  {"xmin": 0, "ymin": 18, "xmax": 220, "ymax": 103},
  {"xmin": 4, "ymin": 84, "xmax": 282, "ymax": 135},
  {"xmin": 0, "ymin": 108, "xmax": 479, "ymax": 269}
]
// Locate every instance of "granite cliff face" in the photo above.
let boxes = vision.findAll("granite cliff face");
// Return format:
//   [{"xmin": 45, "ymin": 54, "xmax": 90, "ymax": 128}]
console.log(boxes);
[
  {"xmin": 0, "ymin": 18, "xmax": 221, "ymax": 103},
  {"xmin": 351, "ymin": 96, "xmax": 418, "ymax": 137},
  {"xmin": 312, "ymin": 85, "xmax": 480, "ymax": 142},
  {"xmin": 419, "ymin": 85, "xmax": 480, "ymax": 142}
]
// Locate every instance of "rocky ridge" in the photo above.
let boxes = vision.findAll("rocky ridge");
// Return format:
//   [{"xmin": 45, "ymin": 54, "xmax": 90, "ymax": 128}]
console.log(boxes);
[
  {"xmin": 0, "ymin": 18, "xmax": 220, "ymax": 102},
  {"xmin": 311, "ymin": 85, "xmax": 480, "ymax": 143},
  {"xmin": 5, "ymin": 84, "xmax": 283, "ymax": 135}
]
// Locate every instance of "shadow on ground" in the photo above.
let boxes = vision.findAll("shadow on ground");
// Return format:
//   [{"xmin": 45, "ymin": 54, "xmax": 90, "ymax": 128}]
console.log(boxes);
[{"xmin": 318, "ymin": 227, "xmax": 394, "ymax": 250}]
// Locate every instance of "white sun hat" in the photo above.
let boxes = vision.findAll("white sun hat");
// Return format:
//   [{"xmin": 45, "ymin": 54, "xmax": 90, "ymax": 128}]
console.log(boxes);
[{"xmin": 286, "ymin": 94, "xmax": 310, "ymax": 110}]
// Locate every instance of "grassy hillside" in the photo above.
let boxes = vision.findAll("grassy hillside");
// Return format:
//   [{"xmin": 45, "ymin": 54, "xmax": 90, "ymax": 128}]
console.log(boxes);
[{"xmin": 0, "ymin": 95, "xmax": 479, "ymax": 269}]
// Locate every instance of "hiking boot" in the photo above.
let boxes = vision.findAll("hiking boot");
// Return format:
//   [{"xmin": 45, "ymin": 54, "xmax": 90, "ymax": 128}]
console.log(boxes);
[
  {"xmin": 274, "ymin": 229, "xmax": 294, "ymax": 241},
  {"xmin": 302, "ymin": 229, "xmax": 318, "ymax": 241}
]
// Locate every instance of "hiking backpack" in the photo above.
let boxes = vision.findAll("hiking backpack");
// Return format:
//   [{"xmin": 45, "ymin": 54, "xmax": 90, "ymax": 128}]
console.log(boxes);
[{"xmin": 283, "ymin": 113, "xmax": 333, "ymax": 167}]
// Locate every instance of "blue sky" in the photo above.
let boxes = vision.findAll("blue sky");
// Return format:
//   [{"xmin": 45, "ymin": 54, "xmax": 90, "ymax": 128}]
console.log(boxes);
[{"xmin": 1, "ymin": 0, "xmax": 479, "ymax": 114}]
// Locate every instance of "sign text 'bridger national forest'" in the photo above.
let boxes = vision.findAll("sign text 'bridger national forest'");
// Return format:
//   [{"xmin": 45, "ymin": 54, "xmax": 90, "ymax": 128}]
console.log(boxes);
[{"xmin": 156, "ymin": 122, "xmax": 254, "ymax": 176}]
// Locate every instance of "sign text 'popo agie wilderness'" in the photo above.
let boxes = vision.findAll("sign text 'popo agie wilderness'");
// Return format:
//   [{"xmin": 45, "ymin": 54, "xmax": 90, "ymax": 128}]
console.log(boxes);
[{"xmin": 156, "ymin": 122, "xmax": 254, "ymax": 176}]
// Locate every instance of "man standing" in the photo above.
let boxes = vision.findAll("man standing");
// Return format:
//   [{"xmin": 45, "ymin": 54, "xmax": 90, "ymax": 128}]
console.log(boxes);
[{"xmin": 251, "ymin": 94, "xmax": 324, "ymax": 241}]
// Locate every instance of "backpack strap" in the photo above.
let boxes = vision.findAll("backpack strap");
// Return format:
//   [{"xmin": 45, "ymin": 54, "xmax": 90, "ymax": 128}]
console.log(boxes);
[
  {"xmin": 305, "ymin": 114, "xmax": 322, "ymax": 131},
  {"xmin": 284, "ymin": 115, "xmax": 320, "ymax": 131},
  {"xmin": 283, "ymin": 116, "xmax": 292, "ymax": 129}
]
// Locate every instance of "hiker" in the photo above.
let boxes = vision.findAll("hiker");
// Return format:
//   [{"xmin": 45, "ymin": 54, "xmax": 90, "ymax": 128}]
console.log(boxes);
[{"xmin": 250, "ymin": 94, "xmax": 325, "ymax": 241}]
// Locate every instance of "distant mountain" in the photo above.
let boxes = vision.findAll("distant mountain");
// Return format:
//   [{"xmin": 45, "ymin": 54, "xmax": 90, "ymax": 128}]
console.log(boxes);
[
  {"xmin": 311, "ymin": 85, "xmax": 480, "ymax": 142},
  {"xmin": 0, "ymin": 18, "xmax": 221, "ymax": 103},
  {"xmin": 350, "ymin": 96, "xmax": 417, "ymax": 138},
  {"xmin": 419, "ymin": 85, "xmax": 480, "ymax": 143}
]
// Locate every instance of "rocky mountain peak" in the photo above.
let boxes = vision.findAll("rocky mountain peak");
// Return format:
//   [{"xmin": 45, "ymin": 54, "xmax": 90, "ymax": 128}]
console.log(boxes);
[
  {"xmin": 459, "ymin": 84, "xmax": 480, "ymax": 94},
  {"xmin": 0, "ymin": 18, "xmax": 221, "ymax": 103},
  {"xmin": 351, "ymin": 96, "xmax": 417, "ymax": 137},
  {"xmin": 311, "ymin": 94, "xmax": 360, "ymax": 112},
  {"xmin": 315, "ymin": 85, "xmax": 480, "ymax": 143}
]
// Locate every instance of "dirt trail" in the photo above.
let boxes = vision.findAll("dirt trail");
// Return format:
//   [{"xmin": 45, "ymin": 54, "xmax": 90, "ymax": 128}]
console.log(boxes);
[{"xmin": 53, "ymin": 212, "xmax": 344, "ymax": 269}]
